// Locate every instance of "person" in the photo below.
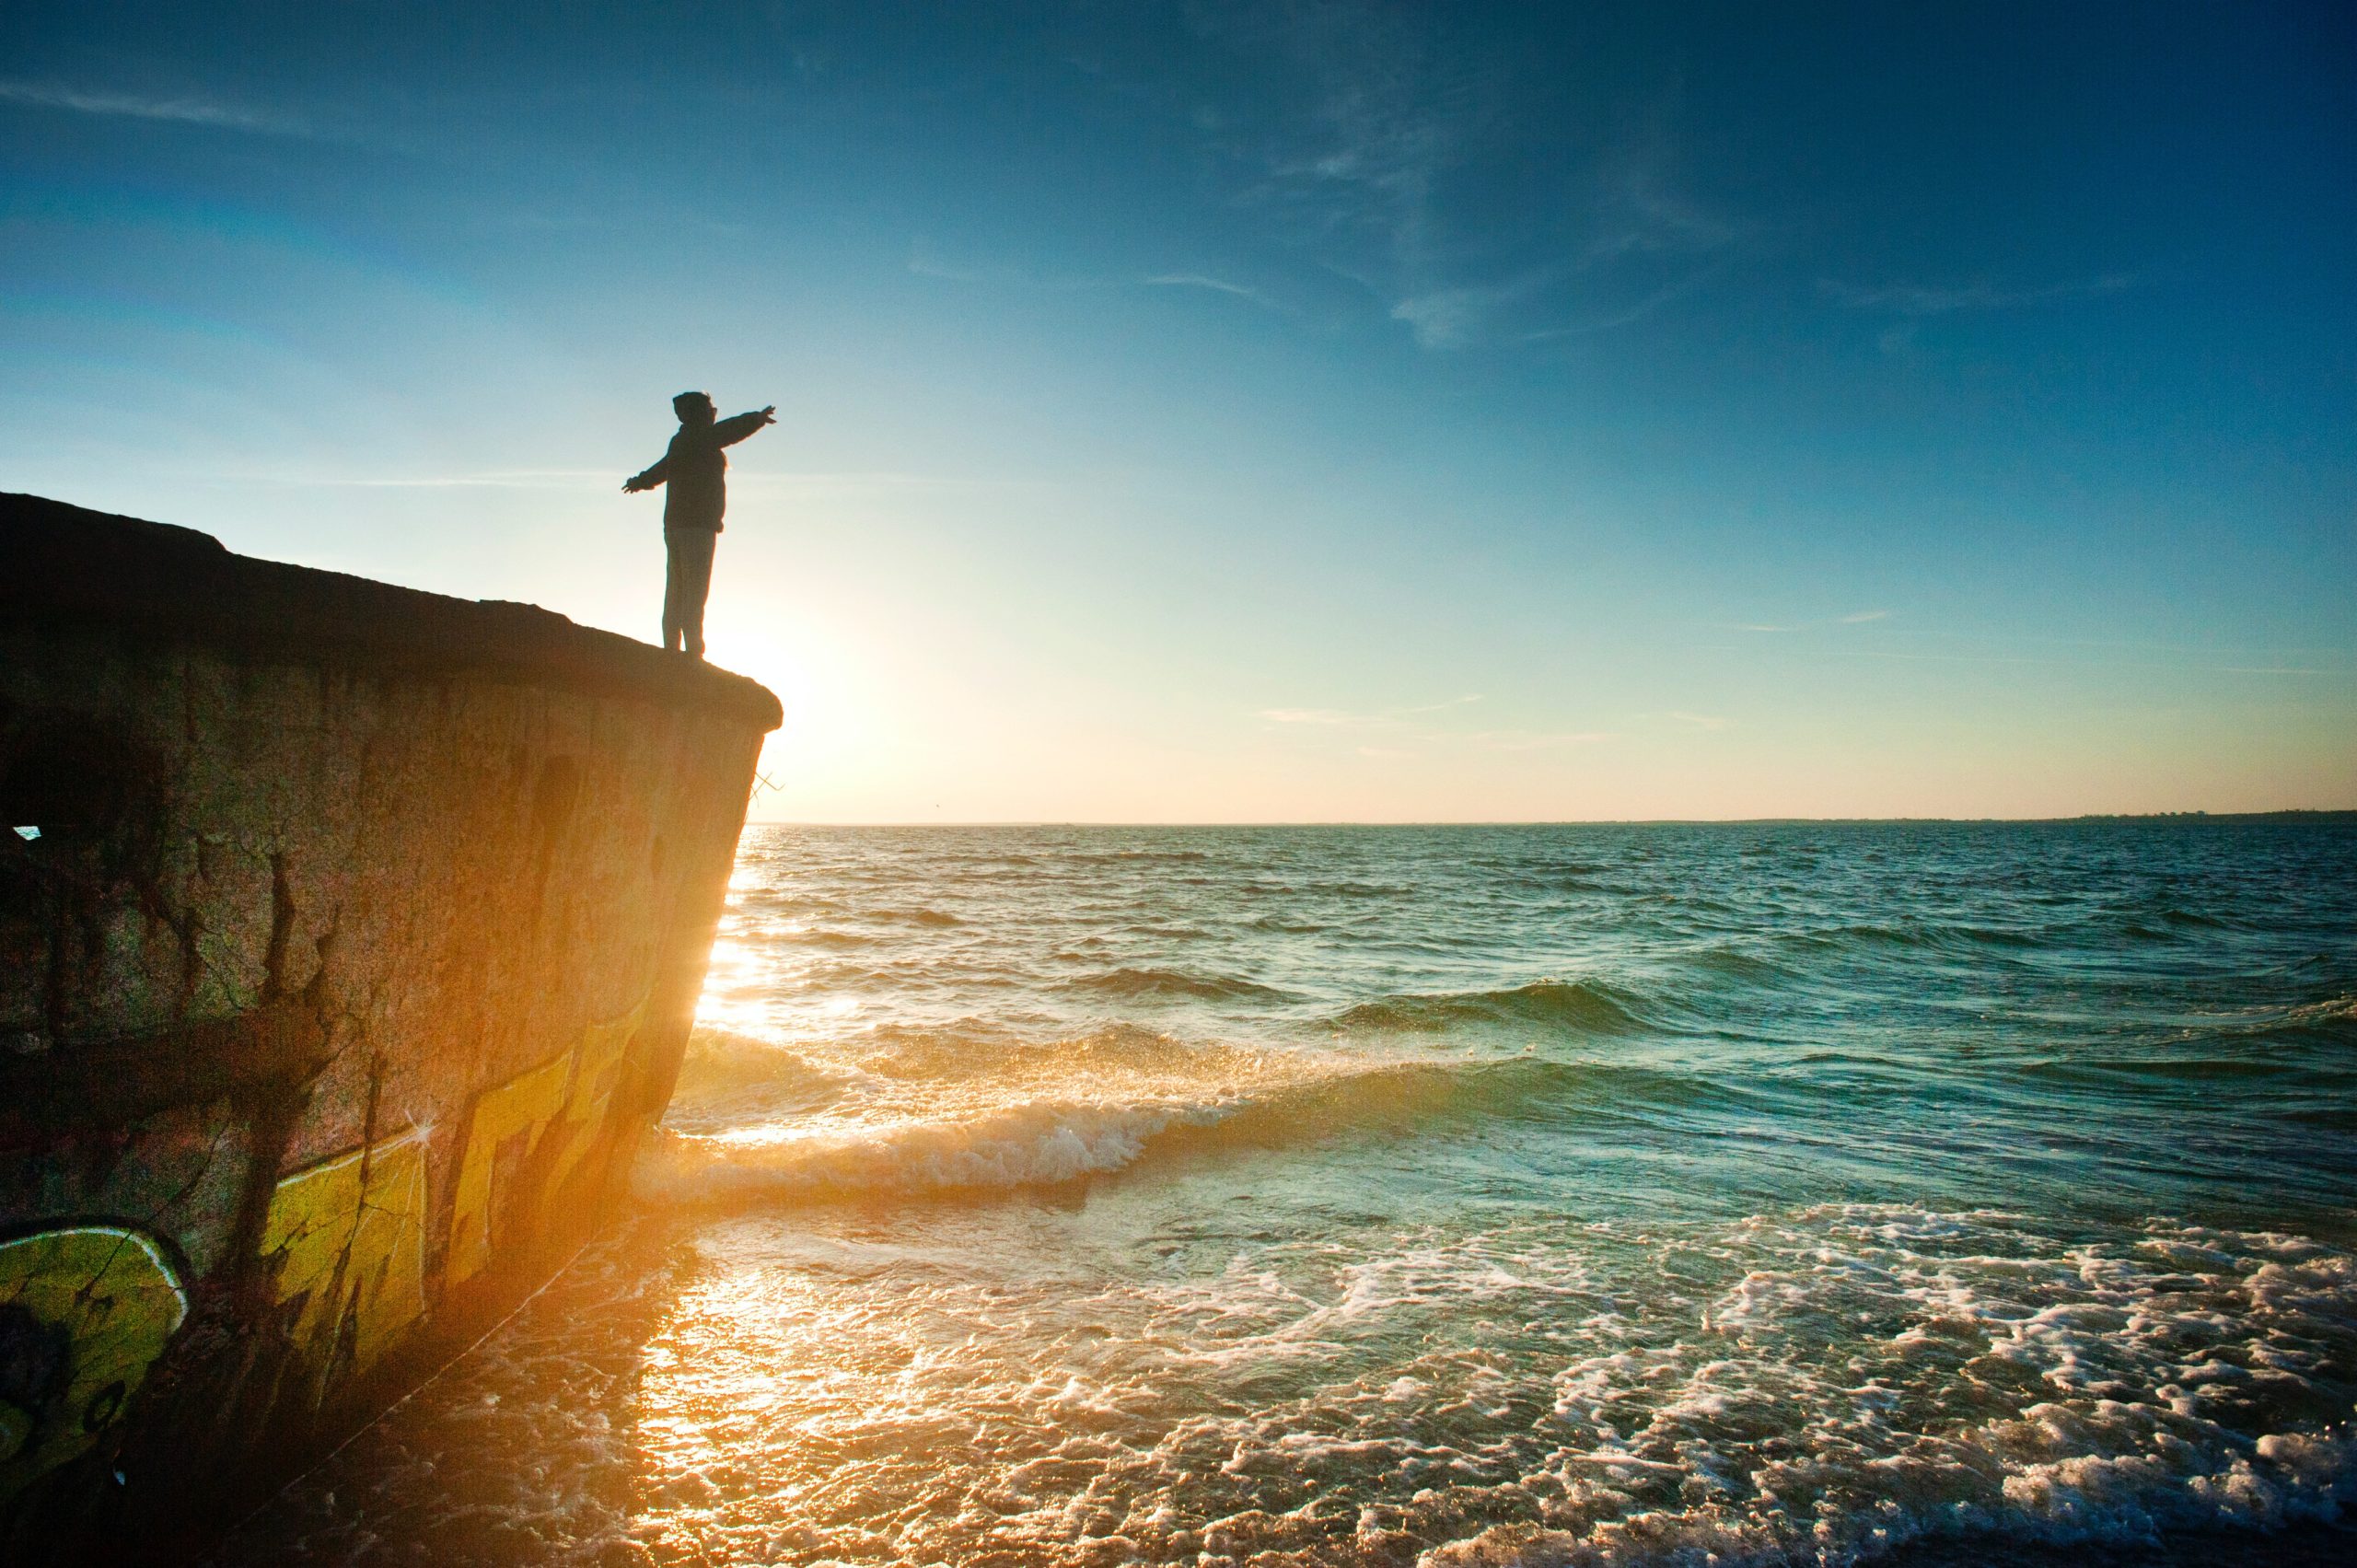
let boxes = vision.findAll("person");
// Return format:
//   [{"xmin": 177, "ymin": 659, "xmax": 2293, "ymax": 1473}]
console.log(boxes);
[{"xmin": 622, "ymin": 391, "xmax": 776, "ymax": 657}]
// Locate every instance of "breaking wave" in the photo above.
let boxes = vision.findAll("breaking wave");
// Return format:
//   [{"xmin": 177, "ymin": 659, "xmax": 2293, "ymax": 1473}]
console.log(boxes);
[
  {"xmin": 637, "ymin": 1028, "xmax": 1736, "ymax": 1206},
  {"xmin": 1335, "ymin": 979, "xmax": 1648, "ymax": 1035},
  {"xmin": 1062, "ymin": 966, "xmax": 1294, "ymax": 1002}
]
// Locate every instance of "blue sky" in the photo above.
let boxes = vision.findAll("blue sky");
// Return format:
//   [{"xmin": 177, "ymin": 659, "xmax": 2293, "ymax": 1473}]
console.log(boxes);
[{"xmin": 3, "ymin": 2, "xmax": 2351, "ymax": 819}]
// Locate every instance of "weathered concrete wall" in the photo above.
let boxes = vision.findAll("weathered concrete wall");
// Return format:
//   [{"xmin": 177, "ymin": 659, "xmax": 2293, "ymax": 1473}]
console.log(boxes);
[{"xmin": 0, "ymin": 494, "xmax": 781, "ymax": 1552}]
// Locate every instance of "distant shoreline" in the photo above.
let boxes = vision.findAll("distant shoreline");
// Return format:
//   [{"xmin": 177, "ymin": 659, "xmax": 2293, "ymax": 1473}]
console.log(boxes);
[{"xmin": 744, "ymin": 810, "xmax": 2357, "ymax": 828}]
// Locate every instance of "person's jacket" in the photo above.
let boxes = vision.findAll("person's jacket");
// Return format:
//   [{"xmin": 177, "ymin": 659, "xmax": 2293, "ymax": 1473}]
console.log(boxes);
[{"xmin": 627, "ymin": 412, "xmax": 769, "ymax": 531}]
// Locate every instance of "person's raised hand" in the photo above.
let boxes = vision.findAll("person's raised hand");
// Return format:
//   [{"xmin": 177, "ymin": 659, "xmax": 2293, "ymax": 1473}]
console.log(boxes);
[{"xmin": 759, "ymin": 405, "xmax": 777, "ymax": 425}]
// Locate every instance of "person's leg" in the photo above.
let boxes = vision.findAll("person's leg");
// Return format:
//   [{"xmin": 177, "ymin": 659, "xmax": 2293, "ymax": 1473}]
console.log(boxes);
[
  {"xmin": 662, "ymin": 532, "xmax": 687, "ymax": 651},
  {"xmin": 680, "ymin": 529, "xmax": 717, "ymax": 659}
]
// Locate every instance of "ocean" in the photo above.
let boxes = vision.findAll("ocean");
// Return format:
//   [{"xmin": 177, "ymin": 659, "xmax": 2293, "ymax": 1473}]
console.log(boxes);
[{"xmin": 220, "ymin": 821, "xmax": 2357, "ymax": 1565}]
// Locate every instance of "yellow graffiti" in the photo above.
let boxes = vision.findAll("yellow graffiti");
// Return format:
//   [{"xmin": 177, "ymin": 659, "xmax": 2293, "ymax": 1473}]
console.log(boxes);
[
  {"xmin": 0, "ymin": 1226, "xmax": 187, "ymax": 1499},
  {"xmin": 545, "ymin": 1004, "xmax": 643, "ymax": 1194},
  {"xmin": 446, "ymin": 999, "xmax": 647, "ymax": 1285},
  {"xmin": 443, "ymin": 1052, "xmax": 571, "ymax": 1285},
  {"xmin": 260, "ymin": 1131, "xmax": 428, "ymax": 1398}
]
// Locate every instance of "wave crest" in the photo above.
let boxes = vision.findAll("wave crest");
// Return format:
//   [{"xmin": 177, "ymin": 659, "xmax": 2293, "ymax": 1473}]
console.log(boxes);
[
  {"xmin": 1336, "ymin": 979, "xmax": 1646, "ymax": 1036},
  {"xmin": 643, "ymin": 1039, "xmax": 1731, "ymax": 1208},
  {"xmin": 1062, "ymin": 967, "xmax": 1291, "ymax": 1002}
]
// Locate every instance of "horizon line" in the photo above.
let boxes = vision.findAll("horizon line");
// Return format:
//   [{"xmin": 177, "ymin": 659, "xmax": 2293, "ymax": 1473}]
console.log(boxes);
[{"xmin": 741, "ymin": 807, "xmax": 2357, "ymax": 829}]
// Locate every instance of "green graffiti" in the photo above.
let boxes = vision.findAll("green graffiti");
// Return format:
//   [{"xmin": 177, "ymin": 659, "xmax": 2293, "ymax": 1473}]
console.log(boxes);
[
  {"xmin": 261, "ymin": 1131, "xmax": 430, "ymax": 1400},
  {"xmin": 0, "ymin": 1226, "xmax": 187, "ymax": 1498}
]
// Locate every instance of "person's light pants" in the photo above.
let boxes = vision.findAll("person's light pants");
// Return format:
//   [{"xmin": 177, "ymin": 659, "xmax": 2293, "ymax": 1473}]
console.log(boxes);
[{"xmin": 663, "ymin": 528, "xmax": 717, "ymax": 656}]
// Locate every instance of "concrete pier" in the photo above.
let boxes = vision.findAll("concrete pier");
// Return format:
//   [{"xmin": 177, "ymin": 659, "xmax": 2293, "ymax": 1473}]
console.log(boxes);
[{"xmin": 0, "ymin": 493, "xmax": 780, "ymax": 1553}]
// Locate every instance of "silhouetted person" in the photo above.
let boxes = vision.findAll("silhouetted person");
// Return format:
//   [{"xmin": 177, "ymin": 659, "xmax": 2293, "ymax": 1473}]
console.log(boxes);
[{"xmin": 622, "ymin": 391, "xmax": 776, "ymax": 657}]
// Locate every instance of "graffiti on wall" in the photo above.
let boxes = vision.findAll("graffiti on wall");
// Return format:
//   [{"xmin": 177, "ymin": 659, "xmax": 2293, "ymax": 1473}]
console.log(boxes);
[
  {"xmin": 260, "ymin": 1129, "xmax": 429, "ymax": 1402},
  {"xmin": 445, "ymin": 999, "xmax": 647, "ymax": 1285},
  {"xmin": 0, "ymin": 1225, "xmax": 188, "ymax": 1499}
]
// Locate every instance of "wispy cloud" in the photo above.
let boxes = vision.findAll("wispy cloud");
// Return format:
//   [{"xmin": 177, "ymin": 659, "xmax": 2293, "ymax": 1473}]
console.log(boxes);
[
  {"xmin": 737, "ymin": 470, "xmax": 1047, "ymax": 497},
  {"xmin": 1178, "ymin": 6, "xmax": 1740, "ymax": 353},
  {"xmin": 1585, "ymin": 146, "xmax": 1744, "ymax": 261},
  {"xmin": 238, "ymin": 468, "xmax": 1033, "ymax": 497},
  {"xmin": 1462, "ymin": 728, "xmax": 1614, "ymax": 751},
  {"xmin": 1221, "ymin": 4, "xmax": 1459, "ymax": 270},
  {"xmin": 1373, "ymin": 137, "xmax": 1742, "ymax": 349},
  {"xmin": 1823, "ymin": 274, "xmax": 2136, "ymax": 355},
  {"xmin": 911, "ymin": 242, "xmax": 1283, "ymax": 312},
  {"xmin": 908, "ymin": 240, "xmax": 1042, "ymax": 286},
  {"xmin": 1736, "ymin": 610, "xmax": 1898, "ymax": 633},
  {"xmin": 241, "ymin": 469, "xmax": 611, "ymax": 491},
  {"xmin": 0, "ymin": 79, "xmax": 306, "ymax": 136},
  {"xmin": 1390, "ymin": 270, "xmax": 1562, "ymax": 350},
  {"xmin": 1519, "ymin": 264, "xmax": 1730, "ymax": 343},
  {"xmin": 1141, "ymin": 272, "xmax": 1278, "ymax": 308},
  {"xmin": 1259, "ymin": 694, "xmax": 1483, "ymax": 726},
  {"xmin": 1821, "ymin": 273, "xmax": 2133, "ymax": 317},
  {"xmin": 1742, "ymin": 621, "xmax": 2350, "ymax": 678},
  {"xmin": 2215, "ymin": 666, "xmax": 2332, "ymax": 676},
  {"xmin": 1258, "ymin": 696, "xmax": 1606, "ymax": 752},
  {"xmin": 1499, "ymin": 129, "xmax": 1747, "ymax": 345},
  {"xmin": 1821, "ymin": 647, "xmax": 2346, "ymax": 678},
  {"xmin": 1389, "ymin": 288, "xmax": 1492, "ymax": 351}
]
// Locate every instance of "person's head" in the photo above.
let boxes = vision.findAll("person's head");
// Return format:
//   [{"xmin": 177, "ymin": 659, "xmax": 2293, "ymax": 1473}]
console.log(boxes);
[{"xmin": 673, "ymin": 390, "xmax": 716, "ymax": 426}]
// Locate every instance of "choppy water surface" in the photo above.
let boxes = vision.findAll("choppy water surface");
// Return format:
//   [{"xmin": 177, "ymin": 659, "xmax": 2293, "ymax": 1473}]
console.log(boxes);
[{"xmin": 226, "ymin": 822, "xmax": 2357, "ymax": 1565}]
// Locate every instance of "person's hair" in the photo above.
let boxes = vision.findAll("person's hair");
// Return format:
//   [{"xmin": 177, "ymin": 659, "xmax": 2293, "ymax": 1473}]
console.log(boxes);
[{"xmin": 673, "ymin": 390, "xmax": 714, "ymax": 419}]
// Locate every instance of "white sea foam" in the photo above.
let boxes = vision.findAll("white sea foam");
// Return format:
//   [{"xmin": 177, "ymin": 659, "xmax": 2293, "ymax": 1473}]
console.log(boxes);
[
  {"xmin": 588, "ymin": 1206, "xmax": 2343, "ymax": 1565},
  {"xmin": 633, "ymin": 1096, "xmax": 1243, "ymax": 1201},
  {"xmin": 635, "ymin": 1023, "xmax": 1538, "ymax": 1204},
  {"xmin": 218, "ymin": 1191, "xmax": 2357, "ymax": 1568}
]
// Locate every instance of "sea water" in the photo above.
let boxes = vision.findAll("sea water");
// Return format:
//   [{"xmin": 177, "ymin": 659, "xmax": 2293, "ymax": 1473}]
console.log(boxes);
[{"xmin": 221, "ymin": 821, "xmax": 2357, "ymax": 1565}]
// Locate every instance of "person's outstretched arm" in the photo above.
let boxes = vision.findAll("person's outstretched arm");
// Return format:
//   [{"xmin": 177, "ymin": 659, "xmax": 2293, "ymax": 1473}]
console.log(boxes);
[
  {"xmin": 621, "ymin": 454, "xmax": 670, "ymax": 493},
  {"xmin": 712, "ymin": 405, "xmax": 778, "ymax": 448}
]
